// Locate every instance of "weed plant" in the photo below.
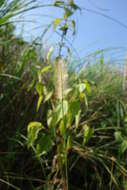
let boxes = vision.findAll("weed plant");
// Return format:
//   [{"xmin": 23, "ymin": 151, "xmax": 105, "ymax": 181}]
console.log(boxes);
[{"xmin": 0, "ymin": 1, "xmax": 127, "ymax": 189}]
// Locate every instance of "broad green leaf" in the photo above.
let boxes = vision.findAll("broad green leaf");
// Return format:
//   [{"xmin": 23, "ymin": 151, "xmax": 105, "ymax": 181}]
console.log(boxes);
[
  {"xmin": 78, "ymin": 83, "xmax": 86, "ymax": 93},
  {"xmin": 44, "ymin": 91, "xmax": 53, "ymax": 102},
  {"xmin": 53, "ymin": 18, "xmax": 62, "ymax": 30},
  {"xmin": 64, "ymin": 7, "xmax": 73, "ymax": 19},
  {"xmin": 83, "ymin": 125, "xmax": 93, "ymax": 145},
  {"xmin": 36, "ymin": 134, "xmax": 54, "ymax": 156},
  {"xmin": 47, "ymin": 109, "xmax": 54, "ymax": 127},
  {"xmin": 120, "ymin": 140, "xmax": 127, "ymax": 154},
  {"xmin": 27, "ymin": 122, "xmax": 44, "ymax": 148},
  {"xmin": 59, "ymin": 119, "xmax": 65, "ymax": 136},
  {"xmin": 124, "ymin": 116, "xmax": 127, "ymax": 122},
  {"xmin": 60, "ymin": 100, "xmax": 68, "ymax": 115},
  {"xmin": 36, "ymin": 83, "xmax": 43, "ymax": 96},
  {"xmin": 54, "ymin": 1, "xmax": 64, "ymax": 6},
  {"xmin": 67, "ymin": 101, "xmax": 80, "ymax": 126},
  {"xmin": 67, "ymin": 112, "xmax": 73, "ymax": 127},
  {"xmin": 36, "ymin": 95, "xmax": 43, "ymax": 112},
  {"xmin": 75, "ymin": 109, "xmax": 81, "ymax": 128},
  {"xmin": 84, "ymin": 80, "xmax": 91, "ymax": 94},
  {"xmin": 71, "ymin": 20, "xmax": 76, "ymax": 35},
  {"xmin": 41, "ymin": 65, "xmax": 51, "ymax": 74},
  {"xmin": 57, "ymin": 143, "xmax": 64, "ymax": 166},
  {"xmin": 114, "ymin": 131, "xmax": 122, "ymax": 142},
  {"xmin": 70, "ymin": 101, "xmax": 80, "ymax": 116},
  {"xmin": 64, "ymin": 88, "xmax": 72, "ymax": 96},
  {"xmin": 27, "ymin": 122, "xmax": 43, "ymax": 133},
  {"xmin": 80, "ymin": 92, "xmax": 85, "ymax": 100},
  {"xmin": 67, "ymin": 136, "xmax": 72, "ymax": 151},
  {"xmin": 43, "ymin": 86, "xmax": 48, "ymax": 96},
  {"xmin": 56, "ymin": 100, "xmax": 68, "ymax": 124}
]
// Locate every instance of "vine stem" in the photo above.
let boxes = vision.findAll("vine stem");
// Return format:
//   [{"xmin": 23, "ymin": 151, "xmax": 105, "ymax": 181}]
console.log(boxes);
[{"xmin": 58, "ymin": 30, "xmax": 65, "ymax": 57}]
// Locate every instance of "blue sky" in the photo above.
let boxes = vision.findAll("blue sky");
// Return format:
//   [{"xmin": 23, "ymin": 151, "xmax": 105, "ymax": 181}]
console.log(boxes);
[{"xmin": 15, "ymin": 0, "xmax": 127, "ymax": 63}]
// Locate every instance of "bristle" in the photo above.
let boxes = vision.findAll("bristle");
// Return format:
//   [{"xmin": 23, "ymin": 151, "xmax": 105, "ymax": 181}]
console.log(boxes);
[{"xmin": 54, "ymin": 57, "xmax": 68, "ymax": 100}]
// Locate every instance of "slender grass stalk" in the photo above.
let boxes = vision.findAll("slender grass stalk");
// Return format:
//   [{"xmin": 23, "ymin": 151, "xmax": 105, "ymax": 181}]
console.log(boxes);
[
  {"xmin": 0, "ymin": 179, "xmax": 20, "ymax": 190},
  {"xmin": 54, "ymin": 57, "xmax": 69, "ymax": 190}
]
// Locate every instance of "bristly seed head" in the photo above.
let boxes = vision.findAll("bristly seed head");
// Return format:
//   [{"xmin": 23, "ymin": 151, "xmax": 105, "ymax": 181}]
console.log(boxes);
[{"xmin": 54, "ymin": 57, "xmax": 68, "ymax": 100}]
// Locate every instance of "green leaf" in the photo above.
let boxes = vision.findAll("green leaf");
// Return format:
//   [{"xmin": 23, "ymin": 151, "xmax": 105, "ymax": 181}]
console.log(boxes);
[
  {"xmin": 100, "ymin": 55, "xmax": 104, "ymax": 65},
  {"xmin": 70, "ymin": 2, "xmax": 79, "ymax": 10},
  {"xmin": 84, "ymin": 80, "xmax": 91, "ymax": 94},
  {"xmin": 83, "ymin": 125, "xmax": 93, "ymax": 145},
  {"xmin": 36, "ymin": 134, "xmax": 54, "ymax": 156},
  {"xmin": 47, "ymin": 109, "xmax": 54, "ymax": 127},
  {"xmin": 68, "ymin": 0, "xmax": 79, "ymax": 10},
  {"xmin": 67, "ymin": 101, "xmax": 80, "ymax": 126},
  {"xmin": 0, "ymin": 14, "xmax": 13, "ymax": 25},
  {"xmin": 44, "ymin": 91, "xmax": 53, "ymax": 102},
  {"xmin": 67, "ymin": 136, "xmax": 72, "ymax": 151},
  {"xmin": 27, "ymin": 122, "xmax": 43, "ymax": 133},
  {"xmin": 41, "ymin": 65, "xmax": 51, "ymax": 75},
  {"xmin": 53, "ymin": 18, "xmax": 62, "ymax": 30},
  {"xmin": 27, "ymin": 77, "xmax": 36, "ymax": 92},
  {"xmin": 75, "ymin": 83, "xmax": 86, "ymax": 95},
  {"xmin": 64, "ymin": 7, "xmax": 73, "ymax": 19},
  {"xmin": 54, "ymin": 1, "xmax": 64, "ymax": 6},
  {"xmin": 56, "ymin": 100, "xmax": 68, "ymax": 124},
  {"xmin": 59, "ymin": 119, "xmax": 65, "ymax": 136},
  {"xmin": 27, "ymin": 122, "xmax": 44, "ymax": 148},
  {"xmin": 78, "ymin": 83, "xmax": 86, "ymax": 93},
  {"xmin": 64, "ymin": 88, "xmax": 72, "ymax": 96},
  {"xmin": 46, "ymin": 46, "xmax": 54, "ymax": 62},
  {"xmin": 114, "ymin": 131, "xmax": 123, "ymax": 142},
  {"xmin": 120, "ymin": 140, "xmax": 127, "ymax": 154},
  {"xmin": 75, "ymin": 109, "xmax": 81, "ymax": 128},
  {"xmin": 80, "ymin": 92, "xmax": 85, "ymax": 101},
  {"xmin": 36, "ymin": 95, "xmax": 43, "ymax": 112},
  {"xmin": 71, "ymin": 20, "xmax": 76, "ymax": 35},
  {"xmin": 60, "ymin": 23, "xmax": 68, "ymax": 32},
  {"xmin": 84, "ymin": 93, "xmax": 88, "ymax": 111},
  {"xmin": 124, "ymin": 116, "xmax": 127, "ymax": 122},
  {"xmin": 71, "ymin": 101, "xmax": 80, "ymax": 116},
  {"xmin": 36, "ymin": 83, "xmax": 43, "ymax": 96}
]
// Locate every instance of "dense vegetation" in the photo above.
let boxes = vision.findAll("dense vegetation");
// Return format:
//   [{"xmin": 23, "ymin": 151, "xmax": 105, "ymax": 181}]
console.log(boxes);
[{"xmin": 0, "ymin": 0, "xmax": 127, "ymax": 190}]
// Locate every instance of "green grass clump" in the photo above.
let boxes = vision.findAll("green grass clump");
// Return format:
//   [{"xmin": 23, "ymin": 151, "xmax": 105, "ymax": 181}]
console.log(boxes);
[
  {"xmin": 68, "ymin": 63, "xmax": 127, "ymax": 190},
  {"xmin": 1, "ymin": 48, "xmax": 127, "ymax": 190},
  {"xmin": 0, "ymin": 23, "xmax": 127, "ymax": 189}
]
